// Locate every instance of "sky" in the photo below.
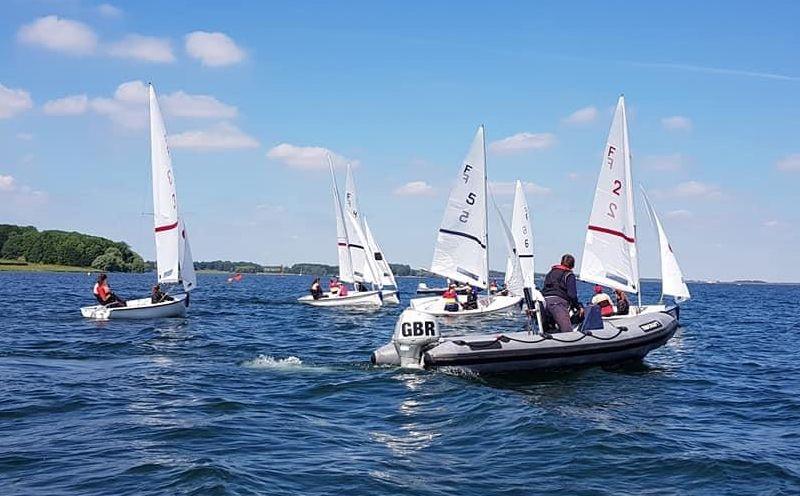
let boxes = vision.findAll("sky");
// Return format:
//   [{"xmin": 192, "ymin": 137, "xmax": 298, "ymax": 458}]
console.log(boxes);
[{"xmin": 1, "ymin": 1, "xmax": 799, "ymax": 282}]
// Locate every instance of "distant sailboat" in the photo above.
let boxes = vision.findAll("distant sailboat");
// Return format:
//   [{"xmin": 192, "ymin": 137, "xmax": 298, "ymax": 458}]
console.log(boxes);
[
  {"xmin": 81, "ymin": 83, "xmax": 196, "ymax": 319},
  {"xmin": 641, "ymin": 187, "xmax": 691, "ymax": 302},
  {"xmin": 297, "ymin": 159, "xmax": 385, "ymax": 306},
  {"xmin": 410, "ymin": 125, "xmax": 522, "ymax": 317},
  {"xmin": 579, "ymin": 95, "xmax": 688, "ymax": 317}
]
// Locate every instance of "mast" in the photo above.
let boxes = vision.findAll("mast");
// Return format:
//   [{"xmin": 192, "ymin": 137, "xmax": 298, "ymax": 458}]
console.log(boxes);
[
  {"xmin": 621, "ymin": 95, "xmax": 642, "ymax": 309},
  {"xmin": 482, "ymin": 124, "xmax": 490, "ymax": 293}
]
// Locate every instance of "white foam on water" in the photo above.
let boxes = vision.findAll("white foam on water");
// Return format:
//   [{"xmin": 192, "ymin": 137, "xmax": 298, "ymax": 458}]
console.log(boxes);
[
  {"xmin": 243, "ymin": 355, "xmax": 303, "ymax": 369},
  {"xmin": 242, "ymin": 355, "xmax": 334, "ymax": 373}
]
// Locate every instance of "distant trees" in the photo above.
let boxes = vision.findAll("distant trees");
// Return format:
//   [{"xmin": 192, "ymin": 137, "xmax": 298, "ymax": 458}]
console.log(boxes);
[{"xmin": 0, "ymin": 224, "xmax": 146, "ymax": 272}]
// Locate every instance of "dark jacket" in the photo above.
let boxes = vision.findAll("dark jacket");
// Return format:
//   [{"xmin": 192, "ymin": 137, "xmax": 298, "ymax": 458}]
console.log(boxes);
[{"xmin": 542, "ymin": 264, "xmax": 581, "ymax": 309}]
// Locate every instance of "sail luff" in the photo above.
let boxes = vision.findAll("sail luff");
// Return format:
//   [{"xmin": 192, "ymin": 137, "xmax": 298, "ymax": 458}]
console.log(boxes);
[{"xmin": 622, "ymin": 99, "xmax": 641, "ymax": 302}]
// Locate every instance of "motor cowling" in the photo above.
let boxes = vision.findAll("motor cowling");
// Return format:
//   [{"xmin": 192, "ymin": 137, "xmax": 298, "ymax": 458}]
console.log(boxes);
[{"xmin": 392, "ymin": 309, "xmax": 440, "ymax": 369}]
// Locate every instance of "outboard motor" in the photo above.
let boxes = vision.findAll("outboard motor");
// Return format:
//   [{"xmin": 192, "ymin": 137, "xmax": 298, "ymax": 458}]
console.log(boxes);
[{"xmin": 392, "ymin": 309, "xmax": 440, "ymax": 370}]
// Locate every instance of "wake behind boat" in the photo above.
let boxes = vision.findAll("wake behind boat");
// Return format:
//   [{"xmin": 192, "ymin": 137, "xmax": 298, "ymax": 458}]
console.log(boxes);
[{"xmin": 80, "ymin": 84, "xmax": 196, "ymax": 320}]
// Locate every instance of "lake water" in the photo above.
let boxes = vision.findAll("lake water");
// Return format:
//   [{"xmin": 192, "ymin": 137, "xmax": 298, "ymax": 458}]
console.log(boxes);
[{"xmin": 1, "ymin": 272, "xmax": 799, "ymax": 495}]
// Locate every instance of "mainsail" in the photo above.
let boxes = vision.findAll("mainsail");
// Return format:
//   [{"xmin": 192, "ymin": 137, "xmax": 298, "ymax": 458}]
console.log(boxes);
[
  {"xmin": 641, "ymin": 187, "xmax": 691, "ymax": 301},
  {"xmin": 149, "ymin": 83, "xmax": 195, "ymax": 292},
  {"xmin": 430, "ymin": 125, "xmax": 489, "ymax": 289},
  {"xmin": 505, "ymin": 180, "xmax": 535, "ymax": 289},
  {"xmin": 579, "ymin": 95, "xmax": 639, "ymax": 294}
]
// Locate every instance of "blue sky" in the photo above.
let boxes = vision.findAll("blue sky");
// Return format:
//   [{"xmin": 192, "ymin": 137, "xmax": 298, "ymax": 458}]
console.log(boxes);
[{"xmin": 1, "ymin": 1, "xmax": 798, "ymax": 282}]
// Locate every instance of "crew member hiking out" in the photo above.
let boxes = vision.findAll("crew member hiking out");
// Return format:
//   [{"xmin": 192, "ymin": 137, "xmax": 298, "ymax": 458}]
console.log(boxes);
[{"xmin": 541, "ymin": 254, "xmax": 583, "ymax": 332}]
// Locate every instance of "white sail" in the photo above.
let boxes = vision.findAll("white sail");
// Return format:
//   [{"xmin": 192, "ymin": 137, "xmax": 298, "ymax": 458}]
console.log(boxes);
[
  {"xmin": 492, "ymin": 194, "xmax": 524, "ymax": 297},
  {"xmin": 430, "ymin": 125, "xmax": 489, "ymax": 289},
  {"xmin": 506, "ymin": 180, "xmax": 535, "ymax": 289},
  {"xmin": 579, "ymin": 95, "xmax": 639, "ymax": 294},
  {"xmin": 363, "ymin": 217, "xmax": 397, "ymax": 288},
  {"xmin": 340, "ymin": 162, "xmax": 382, "ymax": 286},
  {"xmin": 329, "ymin": 158, "xmax": 354, "ymax": 283},
  {"xmin": 641, "ymin": 187, "xmax": 691, "ymax": 301},
  {"xmin": 344, "ymin": 164, "xmax": 360, "ymax": 222},
  {"xmin": 180, "ymin": 223, "xmax": 196, "ymax": 292},
  {"xmin": 149, "ymin": 84, "xmax": 194, "ymax": 291}
]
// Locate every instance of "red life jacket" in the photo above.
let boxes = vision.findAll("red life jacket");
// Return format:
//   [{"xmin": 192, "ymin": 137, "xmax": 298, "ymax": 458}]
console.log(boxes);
[
  {"xmin": 94, "ymin": 282, "xmax": 110, "ymax": 301},
  {"xmin": 599, "ymin": 300, "xmax": 614, "ymax": 317},
  {"xmin": 442, "ymin": 289, "xmax": 457, "ymax": 301}
]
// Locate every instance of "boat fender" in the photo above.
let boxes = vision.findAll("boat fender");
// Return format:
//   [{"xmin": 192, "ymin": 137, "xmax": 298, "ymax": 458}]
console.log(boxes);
[{"xmin": 393, "ymin": 309, "xmax": 440, "ymax": 370}]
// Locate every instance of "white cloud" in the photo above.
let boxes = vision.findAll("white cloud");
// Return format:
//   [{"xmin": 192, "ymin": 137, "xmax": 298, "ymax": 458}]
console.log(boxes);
[
  {"xmin": 18, "ymin": 16, "xmax": 98, "ymax": 55},
  {"xmin": 562, "ymin": 106, "xmax": 598, "ymax": 125},
  {"xmin": 161, "ymin": 91, "xmax": 237, "ymax": 118},
  {"xmin": 0, "ymin": 175, "xmax": 15, "ymax": 191},
  {"xmin": 655, "ymin": 180, "xmax": 722, "ymax": 199},
  {"xmin": 665, "ymin": 209, "xmax": 693, "ymax": 220},
  {"xmin": 97, "ymin": 3, "xmax": 123, "ymax": 18},
  {"xmin": 763, "ymin": 220, "xmax": 781, "ymax": 228},
  {"xmin": 63, "ymin": 81, "xmax": 238, "ymax": 129},
  {"xmin": 489, "ymin": 132, "xmax": 556, "ymax": 154},
  {"xmin": 776, "ymin": 154, "xmax": 800, "ymax": 172},
  {"xmin": 642, "ymin": 153, "xmax": 689, "ymax": 172},
  {"xmin": 0, "ymin": 173, "xmax": 47, "ymax": 204},
  {"xmin": 185, "ymin": 31, "xmax": 245, "ymax": 67},
  {"xmin": 567, "ymin": 172, "xmax": 580, "ymax": 181},
  {"xmin": 169, "ymin": 122, "xmax": 259, "ymax": 151},
  {"xmin": 661, "ymin": 115, "xmax": 693, "ymax": 131},
  {"xmin": 394, "ymin": 181, "xmax": 435, "ymax": 197},
  {"xmin": 0, "ymin": 83, "xmax": 33, "ymax": 118},
  {"xmin": 266, "ymin": 143, "xmax": 356, "ymax": 170},
  {"xmin": 107, "ymin": 34, "xmax": 175, "ymax": 63},
  {"xmin": 16, "ymin": 133, "xmax": 34, "ymax": 141},
  {"xmin": 43, "ymin": 94, "xmax": 89, "ymax": 115},
  {"xmin": 490, "ymin": 181, "xmax": 551, "ymax": 196}
]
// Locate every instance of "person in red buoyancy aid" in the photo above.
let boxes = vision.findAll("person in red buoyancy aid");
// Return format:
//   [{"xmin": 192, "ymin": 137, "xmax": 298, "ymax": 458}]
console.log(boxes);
[
  {"xmin": 591, "ymin": 285, "xmax": 615, "ymax": 317},
  {"xmin": 92, "ymin": 273, "xmax": 126, "ymax": 308},
  {"xmin": 338, "ymin": 282, "xmax": 349, "ymax": 296},
  {"xmin": 442, "ymin": 284, "xmax": 459, "ymax": 312}
]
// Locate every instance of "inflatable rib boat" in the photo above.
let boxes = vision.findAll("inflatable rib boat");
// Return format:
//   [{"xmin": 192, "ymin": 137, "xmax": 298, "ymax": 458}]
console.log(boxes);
[{"xmin": 372, "ymin": 308, "xmax": 678, "ymax": 374}]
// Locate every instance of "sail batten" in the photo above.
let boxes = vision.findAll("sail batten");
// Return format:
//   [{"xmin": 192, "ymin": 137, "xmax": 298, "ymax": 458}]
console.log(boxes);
[
  {"xmin": 149, "ymin": 84, "xmax": 195, "ymax": 291},
  {"xmin": 579, "ymin": 96, "xmax": 638, "ymax": 294},
  {"xmin": 430, "ymin": 126, "xmax": 489, "ymax": 289}
]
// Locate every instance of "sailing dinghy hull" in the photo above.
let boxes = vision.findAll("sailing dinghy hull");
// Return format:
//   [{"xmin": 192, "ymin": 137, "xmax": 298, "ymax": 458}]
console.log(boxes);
[
  {"xmin": 298, "ymin": 290, "xmax": 383, "ymax": 307},
  {"xmin": 409, "ymin": 294, "xmax": 521, "ymax": 317},
  {"xmin": 381, "ymin": 290, "xmax": 400, "ymax": 304},
  {"xmin": 372, "ymin": 310, "xmax": 678, "ymax": 374},
  {"xmin": 80, "ymin": 294, "xmax": 188, "ymax": 320}
]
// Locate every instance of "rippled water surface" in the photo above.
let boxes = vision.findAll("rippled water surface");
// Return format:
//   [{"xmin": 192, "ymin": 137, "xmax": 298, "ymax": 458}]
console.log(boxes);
[{"xmin": 1, "ymin": 272, "xmax": 799, "ymax": 495}]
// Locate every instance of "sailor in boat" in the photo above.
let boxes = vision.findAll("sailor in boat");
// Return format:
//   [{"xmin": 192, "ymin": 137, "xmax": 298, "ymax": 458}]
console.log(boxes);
[
  {"xmin": 442, "ymin": 283, "xmax": 459, "ymax": 312},
  {"xmin": 462, "ymin": 283, "xmax": 479, "ymax": 310},
  {"xmin": 614, "ymin": 289, "xmax": 630, "ymax": 315},
  {"xmin": 329, "ymin": 277, "xmax": 340, "ymax": 296},
  {"xmin": 92, "ymin": 273, "xmax": 126, "ymax": 308},
  {"xmin": 591, "ymin": 285, "xmax": 615, "ymax": 317},
  {"xmin": 338, "ymin": 282, "xmax": 349, "ymax": 297},
  {"xmin": 310, "ymin": 278, "xmax": 324, "ymax": 300},
  {"xmin": 489, "ymin": 279, "xmax": 499, "ymax": 294},
  {"xmin": 541, "ymin": 254, "xmax": 584, "ymax": 332},
  {"xmin": 151, "ymin": 284, "xmax": 174, "ymax": 304}
]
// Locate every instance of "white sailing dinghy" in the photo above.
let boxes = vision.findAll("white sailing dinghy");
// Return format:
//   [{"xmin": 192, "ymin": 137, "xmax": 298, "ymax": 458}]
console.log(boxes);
[
  {"xmin": 81, "ymin": 84, "xmax": 197, "ymax": 320},
  {"xmin": 297, "ymin": 160, "xmax": 385, "ymax": 307},
  {"xmin": 409, "ymin": 126, "xmax": 522, "ymax": 317},
  {"xmin": 579, "ymin": 95, "xmax": 689, "ymax": 319},
  {"xmin": 344, "ymin": 164, "xmax": 399, "ymax": 304}
]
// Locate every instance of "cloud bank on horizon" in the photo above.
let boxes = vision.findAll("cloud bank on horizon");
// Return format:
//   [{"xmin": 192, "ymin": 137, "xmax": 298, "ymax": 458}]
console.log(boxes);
[{"xmin": 1, "ymin": 2, "xmax": 798, "ymax": 282}]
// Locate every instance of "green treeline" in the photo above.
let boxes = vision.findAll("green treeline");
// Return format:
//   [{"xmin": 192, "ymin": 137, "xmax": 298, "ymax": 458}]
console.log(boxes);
[{"xmin": 0, "ymin": 225, "xmax": 146, "ymax": 272}]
